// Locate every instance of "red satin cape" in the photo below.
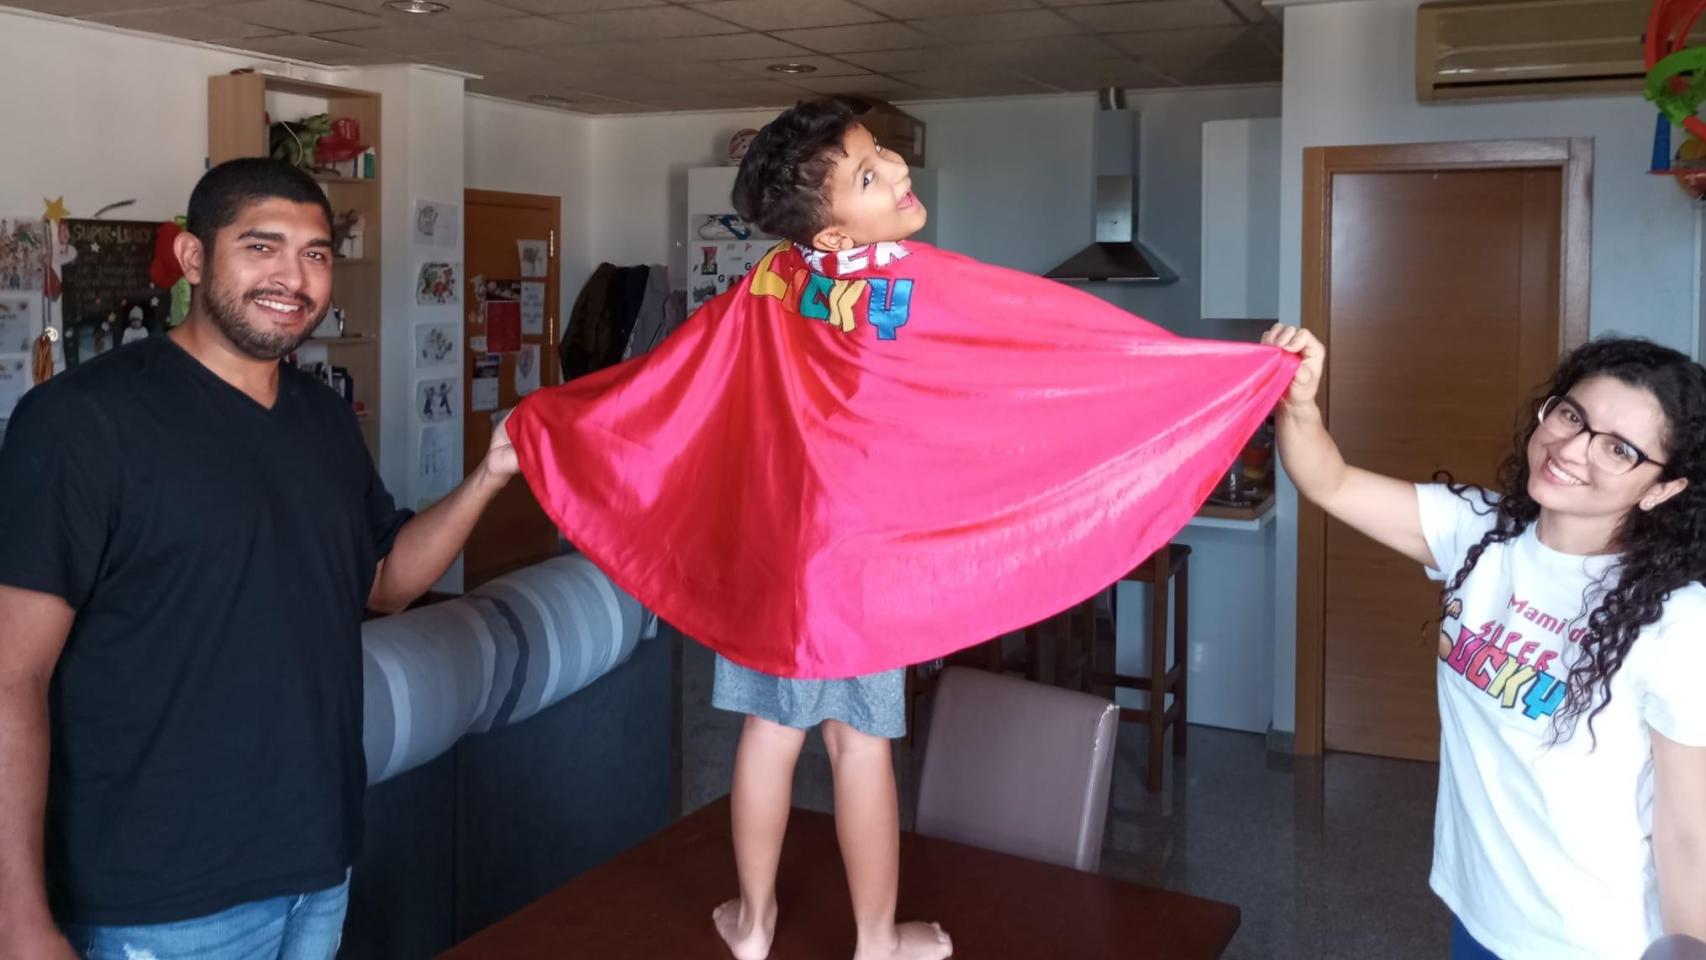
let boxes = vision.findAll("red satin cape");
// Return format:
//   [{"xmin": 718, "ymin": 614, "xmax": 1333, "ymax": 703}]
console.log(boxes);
[{"xmin": 509, "ymin": 241, "xmax": 1297, "ymax": 678}]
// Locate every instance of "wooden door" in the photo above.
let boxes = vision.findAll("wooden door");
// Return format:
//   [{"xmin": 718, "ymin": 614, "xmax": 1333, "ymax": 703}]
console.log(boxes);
[
  {"xmin": 1297, "ymin": 141, "xmax": 1592, "ymax": 760},
  {"xmin": 463, "ymin": 189, "xmax": 561, "ymax": 588}
]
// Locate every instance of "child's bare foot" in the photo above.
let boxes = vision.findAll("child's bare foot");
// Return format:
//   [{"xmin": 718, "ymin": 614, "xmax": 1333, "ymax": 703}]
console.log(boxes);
[
  {"xmin": 853, "ymin": 921, "xmax": 953, "ymax": 960},
  {"xmin": 713, "ymin": 898, "xmax": 778, "ymax": 960}
]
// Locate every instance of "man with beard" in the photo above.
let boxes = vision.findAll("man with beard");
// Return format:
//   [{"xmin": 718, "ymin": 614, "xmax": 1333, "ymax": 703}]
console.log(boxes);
[{"xmin": 0, "ymin": 159, "xmax": 517, "ymax": 960}]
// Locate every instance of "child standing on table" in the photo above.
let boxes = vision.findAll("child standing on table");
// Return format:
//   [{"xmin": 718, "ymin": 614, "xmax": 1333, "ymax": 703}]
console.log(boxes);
[
  {"xmin": 710, "ymin": 99, "xmax": 949, "ymax": 960},
  {"xmin": 499, "ymin": 94, "xmax": 1295, "ymax": 958}
]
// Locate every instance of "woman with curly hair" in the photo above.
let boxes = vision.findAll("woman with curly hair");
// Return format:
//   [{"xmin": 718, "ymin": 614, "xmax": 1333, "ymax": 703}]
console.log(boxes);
[{"xmin": 1263, "ymin": 325, "xmax": 1706, "ymax": 959}]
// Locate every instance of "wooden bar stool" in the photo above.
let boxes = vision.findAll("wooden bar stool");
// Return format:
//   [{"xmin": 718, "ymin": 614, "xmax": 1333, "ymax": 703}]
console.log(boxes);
[
  {"xmin": 1099, "ymin": 543, "xmax": 1191, "ymax": 792},
  {"xmin": 991, "ymin": 598, "xmax": 1098, "ymax": 688}
]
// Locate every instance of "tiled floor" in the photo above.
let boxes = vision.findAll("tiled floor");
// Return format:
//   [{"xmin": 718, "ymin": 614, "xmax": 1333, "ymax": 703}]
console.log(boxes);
[{"xmin": 676, "ymin": 637, "xmax": 1449, "ymax": 959}]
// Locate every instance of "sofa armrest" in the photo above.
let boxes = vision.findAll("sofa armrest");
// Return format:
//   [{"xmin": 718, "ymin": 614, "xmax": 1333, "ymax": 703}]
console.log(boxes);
[{"xmin": 362, "ymin": 553, "xmax": 647, "ymax": 784}]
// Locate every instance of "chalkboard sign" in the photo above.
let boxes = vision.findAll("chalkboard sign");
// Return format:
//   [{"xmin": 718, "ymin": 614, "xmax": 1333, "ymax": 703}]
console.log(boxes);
[{"xmin": 59, "ymin": 219, "xmax": 169, "ymax": 368}]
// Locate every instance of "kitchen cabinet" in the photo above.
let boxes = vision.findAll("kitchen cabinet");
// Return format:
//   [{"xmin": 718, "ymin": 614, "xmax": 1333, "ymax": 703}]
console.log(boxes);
[{"xmin": 1200, "ymin": 118, "xmax": 1280, "ymax": 321}]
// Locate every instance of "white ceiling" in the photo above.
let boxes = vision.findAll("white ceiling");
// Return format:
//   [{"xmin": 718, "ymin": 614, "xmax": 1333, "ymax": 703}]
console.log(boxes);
[{"xmin": 11, "ymin": 0, "xmax": 1281, "ymax": 113}]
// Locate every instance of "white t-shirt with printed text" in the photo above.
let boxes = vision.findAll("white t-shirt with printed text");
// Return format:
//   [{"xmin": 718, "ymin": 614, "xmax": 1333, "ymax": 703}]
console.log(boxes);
[{"xmin": 1417, "ymin": 484, "xmax": 1706, "ymax": 959}]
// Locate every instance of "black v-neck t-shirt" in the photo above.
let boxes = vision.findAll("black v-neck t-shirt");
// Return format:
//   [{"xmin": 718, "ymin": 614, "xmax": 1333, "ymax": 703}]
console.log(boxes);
[{"xmin": 0, "ymin": 335, "xmax": 411, "ymax": 925}]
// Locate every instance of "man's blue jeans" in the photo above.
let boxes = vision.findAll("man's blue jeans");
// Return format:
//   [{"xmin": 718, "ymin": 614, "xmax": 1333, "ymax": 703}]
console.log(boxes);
[{"xmin": 62, "ymin": 872, "xmax": 349, "ymax": 960}]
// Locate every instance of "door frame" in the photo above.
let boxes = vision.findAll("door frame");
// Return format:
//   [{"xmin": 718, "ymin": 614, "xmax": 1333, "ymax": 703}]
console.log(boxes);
[{"xmin": 1293, "ymin": 138, "xmax": 1593, "ymax": 756}]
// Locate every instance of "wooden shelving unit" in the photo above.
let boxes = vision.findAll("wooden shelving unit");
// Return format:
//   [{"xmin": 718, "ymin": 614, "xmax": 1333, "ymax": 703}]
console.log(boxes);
[{"xmin": 208, "ymin": 72, "xmax": 383, "ymax": 458}]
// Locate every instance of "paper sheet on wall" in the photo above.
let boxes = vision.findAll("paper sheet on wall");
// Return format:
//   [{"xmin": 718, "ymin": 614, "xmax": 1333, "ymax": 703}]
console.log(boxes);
[
  {"xmin": 416, "ymin": 262, "xmax": 459, "ymax": 305},
  {"xmin": 520, "ymin": 282, "xmax": 545, "ymax": 336},
  {"xmin": 413, "ymin": 199, "xmax": 458, "ymax": 249},
  {"xmin": 0, "ymin": 354, "xmax": 30, "ymax": 419},
  {"xmin": 0, "ymin": 220, "xmax": 46, "ymax": 291},
  {"xmin": 0, "ymin": 295, "xmax": 37, "ymax": 354},
  {"xmin": 415, "ymin": 377, "xmax": 457, "ymax": 422},
  {"xmin": 472, "ymin": 354, "xmax": 500, "ymax": 412},
  {"xmin": 418, "ymin": 423, "xmax": 454, "ymax": 493},
  {"xmin": 517, "ymin": 240, "xmax": 548, "ymax": 278},
  {"xmin": 414, "ymin": 321, "xmax": 457, "ymax": 369},
  {"xmin": 514, "ymin": 344, "xmax": 540, "ymax": 396}
]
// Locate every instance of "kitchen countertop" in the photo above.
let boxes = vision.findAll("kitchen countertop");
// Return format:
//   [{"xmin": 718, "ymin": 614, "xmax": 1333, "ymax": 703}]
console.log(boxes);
[{"xmin": 1189, "ymin": 492, "xmax": 1275, "ymax": 531}]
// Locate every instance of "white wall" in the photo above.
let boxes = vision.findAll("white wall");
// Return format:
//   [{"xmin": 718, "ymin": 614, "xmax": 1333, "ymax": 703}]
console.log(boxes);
[
  {"xmin": 341, "ymin": 65, "xmax": 468, "ymax": 588},
  {"xmin": 465, "ymin": 95, "xmax": 596, "ymax": 324},
  {"xmin": 582, "ymin": 90, "xmax": 1281, "ymax": 332},
  {"xmin": 911, "ymin": 90, "xmax": 1283, "ymax": 330},
  {"xmin": 0, "ymin": 10, "xmax": 280, "ymax": 226},
  {"xmin": 587, "ymin": 108, "xmax": 777, "ymax": 288},
  {"xmin": 1269, "ymin": 0, "xmax": 1701, "ymax": 733}
]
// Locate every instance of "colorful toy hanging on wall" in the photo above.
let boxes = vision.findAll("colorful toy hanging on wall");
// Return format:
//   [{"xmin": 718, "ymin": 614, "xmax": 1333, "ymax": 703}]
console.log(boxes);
[{"xmin": 1646, "ymin": 0, "xmax": 1706, "ymax": 197}]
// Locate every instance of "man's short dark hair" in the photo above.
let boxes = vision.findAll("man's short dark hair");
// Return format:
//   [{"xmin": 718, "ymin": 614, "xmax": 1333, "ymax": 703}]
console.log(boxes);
[
  {"xmin": 732, "ymin": 98, "xmax": 858, "ymax": 246},
  {"xmin": 186, "ymin": 158, "xmax": 334, "ymax": 247}
]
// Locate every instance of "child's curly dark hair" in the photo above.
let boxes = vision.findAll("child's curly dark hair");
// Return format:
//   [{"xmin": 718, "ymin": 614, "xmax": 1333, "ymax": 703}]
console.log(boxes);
[
  {"xmin": 1437, "ymin": 338, "xmax": 1706, "ymax": 744},
  {"xmin": 732, "ymin": 98, "xmax": 857, "ymax": 246}
]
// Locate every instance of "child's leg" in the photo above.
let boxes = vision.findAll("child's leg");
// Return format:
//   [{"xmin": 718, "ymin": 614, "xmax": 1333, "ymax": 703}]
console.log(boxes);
[
  {"xmin": 821, "ymin": 719, "xmax": 952, "ymax": 960},
  {"xmin": 714, "ymin": 714, "xmax": 807, "ymax": 960}
]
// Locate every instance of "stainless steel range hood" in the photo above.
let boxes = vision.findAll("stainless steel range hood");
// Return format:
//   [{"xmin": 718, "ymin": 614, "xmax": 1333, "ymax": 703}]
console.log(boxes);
[{"xmin": 1044, "ymin": 88, "xmax": 1177, "ymax": 284}]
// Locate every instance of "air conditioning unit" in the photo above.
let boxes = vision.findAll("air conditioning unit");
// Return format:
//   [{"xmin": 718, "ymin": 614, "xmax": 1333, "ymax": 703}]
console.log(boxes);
[{"xmin": 1417, "ymin": 0, "xmax": 1656, "ymax": 102}]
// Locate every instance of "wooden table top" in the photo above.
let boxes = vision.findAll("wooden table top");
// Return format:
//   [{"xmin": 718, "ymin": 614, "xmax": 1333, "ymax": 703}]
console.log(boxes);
[{"xmin": 441, "ymin": 796, "xmax": 1240, "ymax": 959}]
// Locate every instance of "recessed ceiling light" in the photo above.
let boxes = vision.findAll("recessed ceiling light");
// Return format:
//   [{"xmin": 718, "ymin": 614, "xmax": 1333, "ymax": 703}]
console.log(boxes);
[
  {"xmin": 383, "ymin": 0, "xmax": 448, "ymax": 13},
  {"xmin": 766, "ymin": 63, "xmax": 818, "ymax": 75},
  {"xmin": 529, "ymin": 94, "xmax": 578, "ymax": 109}
]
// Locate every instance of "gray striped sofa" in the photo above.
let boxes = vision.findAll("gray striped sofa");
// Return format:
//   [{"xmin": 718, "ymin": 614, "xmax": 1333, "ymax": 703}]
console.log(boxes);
[{"xmin": 342, "ymin": 554, "xmax": 675, "ymax": 958}]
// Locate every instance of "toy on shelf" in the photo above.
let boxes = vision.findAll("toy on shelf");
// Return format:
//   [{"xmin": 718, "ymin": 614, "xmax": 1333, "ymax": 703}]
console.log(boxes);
[
  {"xmin": 269, "ymin": 114, "xmax": 373, "ymax": 179},
  {"xmin": 1645, "ymin": 0, "xmax": 1706, "ymax": 197}
]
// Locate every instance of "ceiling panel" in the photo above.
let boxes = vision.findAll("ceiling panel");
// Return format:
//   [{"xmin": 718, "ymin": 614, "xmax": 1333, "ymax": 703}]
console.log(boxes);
[
  {"xmin": 220, "ymin": 0, "xmax": 385, "ymax": 34},
  {"xmin": 30, "ymin": 0, "xmax": 1283, "ymax": 114},
  {"xmin": 691, "ymin": 0, "xmax": 883, "ymax": 31},
  {"xmin": 459, "ymin": 16, "xmax": 598, "ymax": 47},
  {"xmin": 891, "ymin": 66, "xmax": 1056, "ymax": 97},
  {"xmin": 723, "ymin": 54, "xmax": 870, "ymax": 77},
  {"xmin": 1059, "ymin": 1, "xmax": 1243, "ymax": 34},
  {"xmin": 84, "ymin": 7, "xmax": 282, "ymax": 42},
  {"xmin": 551, "ymin": 5, "xmax": 742, "ymax": 39},
  {"xmin": 318, "ymin": 0, "xmax": 531, "ymax": 20},
  {"xmin": 493, "ymin": 0, "xmax": 664, "ymax": 11},
  {"xmin": 771, "ymin": 22, "xmax": 937, "ymax": 54},
  {"xmin": 1016, "ymin": 56, "xmax": 1179, "ymax": 90},
  {"xmin": 856, "ymin": 0, "xmax": 1039, "ymax": 16},
  {"xmin": 653, "ymin": 32, "xmax": 813, "ymax": 59},
  {"xmin": 909, "ymin": 8, "xmax": 1082, "ymax": 44},
  {"xmin": 316, "ymin": 23, "xmax": 467, "ymax": 54}
]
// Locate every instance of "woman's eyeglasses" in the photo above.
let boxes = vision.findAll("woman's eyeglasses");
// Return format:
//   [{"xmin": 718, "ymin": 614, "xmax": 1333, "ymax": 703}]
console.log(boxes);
[{"xmin": 1536, "ymin": 396, "xmax": 1665, "ymax": 476}]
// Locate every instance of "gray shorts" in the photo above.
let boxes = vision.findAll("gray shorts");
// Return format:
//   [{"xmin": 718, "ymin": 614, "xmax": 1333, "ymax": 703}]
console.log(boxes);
[{"xmin": 711, "ymin": 654, "xmax": 906, "ymax": 740}]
